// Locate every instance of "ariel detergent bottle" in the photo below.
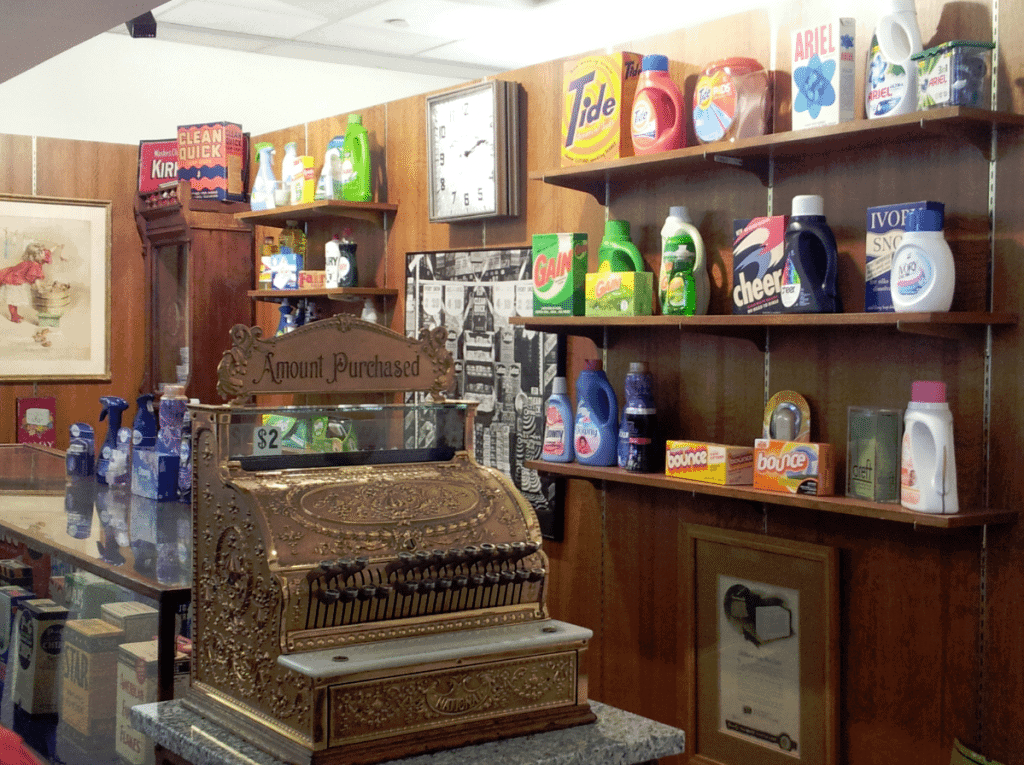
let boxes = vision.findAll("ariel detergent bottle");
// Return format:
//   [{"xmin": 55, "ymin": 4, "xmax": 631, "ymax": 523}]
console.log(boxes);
[
  {"xmin": 251, "ymin": 143, "xmax": 277, "ymax": 211},
  {"xmin": 867, "ymin": 0, "xmax": 923, "ymax": 118},
  {"xmin": 574, "ymin": 360, "xmax": 618, "ymax": 466},
  {"xmin": 659, "ymin": 206, "xmax": 708, "ymax": 314}
]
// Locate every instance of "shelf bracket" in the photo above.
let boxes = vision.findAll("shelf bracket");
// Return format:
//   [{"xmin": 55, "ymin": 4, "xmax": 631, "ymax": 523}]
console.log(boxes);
[{"xmin": 710, "ymin": 154, "xmax": 771, "ymax": 186}]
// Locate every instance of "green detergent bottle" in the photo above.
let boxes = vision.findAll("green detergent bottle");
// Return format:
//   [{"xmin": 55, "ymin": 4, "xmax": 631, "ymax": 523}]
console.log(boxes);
[
  {"xmin": 598, "ymin": 220, "xmax": 644, "ymax": 272},
  {"xmin": 340, "ymin": 113, "xmax": 371, "ymax": 202}
]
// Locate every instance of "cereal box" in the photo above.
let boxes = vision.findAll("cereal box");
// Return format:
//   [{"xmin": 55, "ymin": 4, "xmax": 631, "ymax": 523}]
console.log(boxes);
[
  {"xmin": 665, "ymin": 441, "xmax": 754, "ymax": 485},
  {"xmin": 533, "ymin": 233, "xmax": 588, "ymax": 316},
  {"xmin": 791, "ymin": 19, "xmax": 856, "ymax": 130},
  {"xmin": 732, "ymin": 216, "xmax": 789, "ymax": 315},
  {"xmin": 176, "ymin": 121, "xmax": 246, "ymax": 202},
  {"xmin": 561, "ymin": 53, "xmax": 642, "ymax": 165},
  {"xmin": 753, "ymin": 439, "xmax": 834, "ymax": 496}
]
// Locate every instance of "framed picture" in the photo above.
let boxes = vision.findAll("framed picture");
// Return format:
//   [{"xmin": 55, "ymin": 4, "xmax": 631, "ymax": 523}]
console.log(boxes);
[
  {"xmin": 0, "ymin": 194, "xmax": 111, "ymax": 381},
  {"xmin": 405, "ymin": 246, "xmax": 564, "ymax": 540},
  {"xmin": 682, "ymin": 525, "xmax": 838, "ymax": 765}
]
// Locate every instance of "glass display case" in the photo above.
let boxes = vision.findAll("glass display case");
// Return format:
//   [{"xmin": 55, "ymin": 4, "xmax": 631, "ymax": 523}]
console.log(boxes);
[{"xmin": 0, "ymin": 445, "xmax": 191, "ymax": 765}]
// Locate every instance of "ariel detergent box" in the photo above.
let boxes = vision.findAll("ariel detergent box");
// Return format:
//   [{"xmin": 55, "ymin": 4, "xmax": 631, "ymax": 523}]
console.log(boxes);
[
  {"xmin": 732, "ymin": 216, "xmax": 789, "ymax": 315},
  {"xmin": 562, "ymin": 53, "xmax": 642, "ymax": 165},
  {"xmin": 176, "ymin": 121, "xmax": 246, "ymax": 201},
  {"xmin": 791, "ymin": 19, "xmax": 856, "ymax": 130},
  {"xmin": 665, "ymin": 441, "xmax": 754, "ymax": 485},
  {"xmin": 533, "ymin": 233, "xmax": 588, "ymax": 316},
  {"xmin": 753, "ymin": 439, "xmax": 835, "ymax": 496}
]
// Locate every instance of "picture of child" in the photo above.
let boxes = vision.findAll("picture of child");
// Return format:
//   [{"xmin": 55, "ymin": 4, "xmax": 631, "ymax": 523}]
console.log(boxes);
[{"xmin": 0, "ymin": 240, "xmax": 51, "ymax": 324}]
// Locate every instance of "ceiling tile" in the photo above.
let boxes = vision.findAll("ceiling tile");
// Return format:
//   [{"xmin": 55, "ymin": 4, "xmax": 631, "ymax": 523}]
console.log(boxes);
[
  {"xmin": 300, "ymin": 18, "xmax": 453, "ymax": 56},
  {"xmin": 155, "ymin": 0, "xmax": 326, "ymax": 39}
]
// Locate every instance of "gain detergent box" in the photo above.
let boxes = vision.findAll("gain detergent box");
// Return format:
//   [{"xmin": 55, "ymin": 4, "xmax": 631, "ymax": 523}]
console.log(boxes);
[
  {"xmin": 561, "ymin": 53, "xmax": 642, "ymax": 166},
  {"xmin": 791, "ymin": 19, "xmax": 856, "ymax": 130},
  {"xmin": 533, "ymin": 233, "xmax": 588, "ymax": 316},
  {"xmin": 865, "ymin": 201, "xmax": 945, "ymax": 311},
  {"xmin": 732, "ymin": 216, "xmax": 789, "ymax": 315},
  {"xmin": 585, "ymin": 270, "xmax": 653, "ymax": 316}
]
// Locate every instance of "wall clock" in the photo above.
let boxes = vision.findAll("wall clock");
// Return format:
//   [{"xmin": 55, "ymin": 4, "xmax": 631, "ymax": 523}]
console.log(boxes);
[{"xmin": 426, "ymin": 79, "xmax": 520, "ymax": 223}]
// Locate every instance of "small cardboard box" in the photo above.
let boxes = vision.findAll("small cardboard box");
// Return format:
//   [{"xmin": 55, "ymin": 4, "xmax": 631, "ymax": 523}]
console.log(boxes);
[
  {"xmin": 137, "ymin": 138, "xmax": 178, "ymax": 195},
  {"xmin": 532, "ymin": 233, "xmax": 588, "ymax": 316},
  {"xmin": 13, "ymin": 598, "xmax": 70, "ymax": 714},
  {"xmin": 0, "ymin": 559, "xmax": 33, "ymax": 589},
  {"xmin": 913, "ymin": 41, "xmax": 994, "ymax": 110},
  {"xmin": 291, "ymin": 156, "xmax": 316, "ymax": 204},
  {"xmin": 865, "ymin": 202, "xmax": 945, "ymax": 312},
  {"xmin": 754, "ymin": 439, "xmax": 835, "ymax": 496},
  {"xmin": 561, "ymin": 52, "xmax": 642, "ymax": 165},
  {"xmin": 116, "ymin": 640, "xmax": 191, "ymax": 765},
  {"xmin": 299, "ymin": 270, "xmax": 326, "ymax": 289},
  {"xmin": 666, "ymin": 441, "xmax": 754, "ymax": 485},
  {"xmin": 732, "ymin": 216, "xmax": 790, "ymax": 315},
  {"xmin": 100, "ymin": 601, "xmax": 158, "ymax": 644},
  {"xmin": 66, "ymin": 571, "xmax": 121, "ymax": 619},
  {"xmin": 130, "ymin": 448, "xmax": 179, "ymax": 502},
  {"xmin": 585, "ymin": 271, "xmax": 653, "ymax": 316},
  {"xmin": 0, "ymin": 586, "xmax": 34, "ymax": 697},
  {"xmin": 59, "ymin": 619, "xmax": 124, "ymax": 743},
  {"xmin": 847, "ymin": 407, "xmax": 903, "ymax": 503},
  {"xmin": 791, "ymin": 18, "xmax": 856, "ymax": 130},
  {"xmin": 176, "ymin": 121, "xmax": 245, "ymax": 202},
  {"xmin": 270, "ymin": 252, "xmax": 304, "ymax": 290}
]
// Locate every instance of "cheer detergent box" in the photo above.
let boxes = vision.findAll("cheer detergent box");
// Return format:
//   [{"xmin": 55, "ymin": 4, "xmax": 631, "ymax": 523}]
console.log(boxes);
[
  {"xmin": 865, "ymin": 201, "xmax": 945, "ymax": 312},
  {"xmin": 732, "ymin": 216, "xmax": 789, "ymax": 315},
  {"xmin": 176, "ymin": 121, "xmax": 246, "ymax": 202},
  {"xmin": 561, "ymin": 53, "xmax": 642, "ymax": 165},
  {"xmin": 753, "ymin": 439, "xmax": 835, "ymax": 496},
  {"xmin": 533, "ymin": 233, "xmax": 588, "ymax": 316},
  {"xmin": 791, "ymin": 18, "xmax": 856, "ymax": 130},
  {"xmin": 665, "ymin": 441, "xmax": 754, "ymax": 485}
]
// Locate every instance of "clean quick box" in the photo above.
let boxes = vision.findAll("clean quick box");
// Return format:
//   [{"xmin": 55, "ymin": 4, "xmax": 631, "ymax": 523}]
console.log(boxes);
[
  {"xmin": 791, "ymin": 19, "xmax": 856, "ymax": 130},
  {"xmin": 865, "ymin": 201, "xmax": 945, "ymax": 311}
]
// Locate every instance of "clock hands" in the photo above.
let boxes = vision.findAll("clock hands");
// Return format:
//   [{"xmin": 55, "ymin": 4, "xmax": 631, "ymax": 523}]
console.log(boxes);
[{"xmin": 463, "ymin": 139, "xmax": 488, "ymax": 157}]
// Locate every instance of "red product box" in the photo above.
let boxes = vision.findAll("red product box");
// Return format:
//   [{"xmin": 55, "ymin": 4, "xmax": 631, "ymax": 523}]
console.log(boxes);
[
  {"xmin": 176, "ymin": 121, "xmax": 245, "ymax": 202},
  {"xmin": 137, "ymin": 139, "xmax": 178, "ymax": 195},
  {"xmin": 16, "ymin": 397, "xmax": 55, "ymax": 447}
]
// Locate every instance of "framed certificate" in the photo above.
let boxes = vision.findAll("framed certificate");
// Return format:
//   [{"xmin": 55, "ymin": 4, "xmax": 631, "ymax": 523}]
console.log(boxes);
[{"xmin": 682, "ymin": 525, "xmax": 838, "ymax": 765}]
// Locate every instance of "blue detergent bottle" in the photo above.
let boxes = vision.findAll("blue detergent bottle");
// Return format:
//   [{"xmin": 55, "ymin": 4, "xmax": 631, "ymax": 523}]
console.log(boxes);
[
  {"xmin": 542, "ymin": 376, "xmax": 574, "ymax": 463},
  {"xmin": 780, "ymin": 194, "xmax": 840, "ymax": 313},
  {"xmin": 574, "ymin": 359, "xmax": 618, "ymax": 467}
]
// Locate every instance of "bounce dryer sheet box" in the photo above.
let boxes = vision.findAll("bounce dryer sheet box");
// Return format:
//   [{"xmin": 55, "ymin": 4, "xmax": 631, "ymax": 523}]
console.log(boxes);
[
  {"xmin": 176, "ymin": 121, "xmax": 245, "ymax": 202},
  {"xmin": 665, "ymin": 441, "xmax": 754, "ymax": 485},
  {"xmin": 732, "ymin": 216, "xmax": 789, "ymax": 315},
  {"xmin": 791, "ymin": 18, "xmax": 856, "ymax": 130},
  {"xmin": 753, "ymin": 439, "xmax": 835, "ymax": 496},
  {"xmin": 865, "ymin": 201, "xmax": 945, "ymax": 312},
  {"xmin": 585, "ymin": 271, "xmax": 653, "ymax": 316},
  {"xmin": 532, "ymin": 233, "xmax": 588, "ymax": 316},
  {"xmin": 561, "ymin": 52, "xmax": 642, "ymax": 166}
]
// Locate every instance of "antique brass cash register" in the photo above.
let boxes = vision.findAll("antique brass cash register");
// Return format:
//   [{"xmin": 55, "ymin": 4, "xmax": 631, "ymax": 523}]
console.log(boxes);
[{"xmin": 184, "ymin": 317, "xmax": 593, "ymax": 765}]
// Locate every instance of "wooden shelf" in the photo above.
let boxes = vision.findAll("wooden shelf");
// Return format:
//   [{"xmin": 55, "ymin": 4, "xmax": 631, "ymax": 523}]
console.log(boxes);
[
  {"xmin": 530, "ymin": 107, "xmax": 1024, "ymax": 196},
  {"xmin": 236, "ymin": 199, "xmax": 398, "ymax": 227},
  {"xmin": 526, "ymin": 460, "xmax": 1017, "ymax": 529},
  {"xmin": 249, "ymin": 287, "xmax": 399, "ymax": 301},
  {"xmin": 510, "ymin": 311, "xmax": 1018, "ymax": 348}
]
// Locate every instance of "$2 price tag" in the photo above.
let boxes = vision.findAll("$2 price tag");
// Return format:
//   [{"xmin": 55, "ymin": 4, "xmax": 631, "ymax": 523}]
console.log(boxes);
[{"xmin": 252, "ymin": 424, "xmax": 283, "ymax": 456}]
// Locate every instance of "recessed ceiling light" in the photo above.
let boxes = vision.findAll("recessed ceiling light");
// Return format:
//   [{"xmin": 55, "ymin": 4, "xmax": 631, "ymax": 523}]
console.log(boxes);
[{"xmin": 384, "ymin": 18, "xmax": 410, "ymax": 28}]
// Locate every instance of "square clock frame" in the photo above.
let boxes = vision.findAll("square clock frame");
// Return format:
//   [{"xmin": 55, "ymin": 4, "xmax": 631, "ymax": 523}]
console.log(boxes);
[{"xmin": 426, "ymin": 80, "xmax": 520, "ymax": 223}]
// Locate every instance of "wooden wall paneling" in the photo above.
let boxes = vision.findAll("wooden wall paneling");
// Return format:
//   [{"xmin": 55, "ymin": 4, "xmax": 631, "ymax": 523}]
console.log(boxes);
[{"xmin": 0, "ymin": 135, "xmax": 34, "ymax": 195}]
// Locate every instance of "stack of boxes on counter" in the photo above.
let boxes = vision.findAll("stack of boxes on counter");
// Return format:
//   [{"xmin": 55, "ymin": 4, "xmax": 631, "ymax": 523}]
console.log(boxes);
[{"xmin": 0, "ymin": 563, "xmax": 190, "ymax": 763}]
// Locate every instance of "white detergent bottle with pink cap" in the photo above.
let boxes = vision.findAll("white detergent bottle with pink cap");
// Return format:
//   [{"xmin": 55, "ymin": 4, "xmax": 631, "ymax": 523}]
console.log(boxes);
[{"xmin": 900, "ymin": 380, "xmax": 958, "ymax": 514}]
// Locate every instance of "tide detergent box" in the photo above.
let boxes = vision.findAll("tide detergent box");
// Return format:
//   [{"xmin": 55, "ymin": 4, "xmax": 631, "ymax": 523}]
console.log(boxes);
[
  {"xmin": 533, "ymin": 233, "xmax": 588, "ymax": 316},
  {"xmin": 791, "ymin": 18, "xmax": 856, "ymax": 130},
  {"xmin": 732, "ymin": 216, "xmax": 789, "ymax": 315},
  {"xmin": 585, "ymin": 270, "xmax": 653, "ymax": 316},
  {"xmin": 754, "ymin": 439, "xmax": 835, "ymax": 496},
  {"xmin": 561, "ymin": 53, "xmax": 642, "ymax": 165},
  {"xmin": 865, "ymin": 201, "xmax": 945, "ymax": 311},
  {"xmin": 666, "ymin": 441, "xmax": 754, "ymax": 485},
  {"xmin": 176, "ymin": 121, "xmax": 245, "ymax": 201}
]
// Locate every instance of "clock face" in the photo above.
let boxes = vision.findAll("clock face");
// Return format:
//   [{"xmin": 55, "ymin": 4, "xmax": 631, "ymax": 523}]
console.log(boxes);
[{"xmin": 427, "ymin": 82, "xmax": 502, "ymax": 222}]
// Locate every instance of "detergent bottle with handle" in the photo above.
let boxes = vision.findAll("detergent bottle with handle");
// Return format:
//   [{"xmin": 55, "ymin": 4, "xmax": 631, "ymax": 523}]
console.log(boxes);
[
  {"xmin": 598, "ymin": 220, "xmax": 644, "ymax": 273},
  {"xmin": 341, "ymin": 114, "xmax": 371, "ymax": 202},
  {"xmin": 659, "ymin": 206, "xmax": 708, "ymax": 314},
  {"xmin": 901, "ymin": 380, "xmax": 958, "ymax": 513},
  {"xmin": 574, "ymin": 360, "xmax": 618, "ymax": 466},
  {"xmin": 250, "ymin": 143, "xmax": 277, "ymax": 211},
  {"xmin": 631, "ymin": 54, "xmax": 685, "ymax": 154},
  {"xmin": 867, "ymin": 0, "xmax": 923, "ymax": 117},
  {"xmin": 780, "ymin": 195, "xmax": 839, "ymax": 313}
]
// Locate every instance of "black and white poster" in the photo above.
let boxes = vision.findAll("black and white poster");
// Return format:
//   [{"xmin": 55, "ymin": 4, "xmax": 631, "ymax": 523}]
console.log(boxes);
[{"xmin": 405, "ymin": 248, "xmax": 563, "ymax": 540}]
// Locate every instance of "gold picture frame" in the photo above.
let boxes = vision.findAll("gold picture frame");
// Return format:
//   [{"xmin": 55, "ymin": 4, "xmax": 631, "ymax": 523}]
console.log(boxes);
[
  {"xmin": 0, "ymin": 194, "xmax": 111, "ymax": 381},
  {"xmin": 682, "ymin": 524, "xmax": 838, "ymax": 765}
]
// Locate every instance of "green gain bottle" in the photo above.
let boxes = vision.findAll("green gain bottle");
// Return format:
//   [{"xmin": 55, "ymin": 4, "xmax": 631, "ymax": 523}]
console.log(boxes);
[{"xmin": 664, "ymin": 248, "xmax": 696, "ymax": 315}]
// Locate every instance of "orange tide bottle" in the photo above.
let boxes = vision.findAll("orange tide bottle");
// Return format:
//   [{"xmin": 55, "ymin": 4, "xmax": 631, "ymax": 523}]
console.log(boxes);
[{"xmin": 630, "ymin": 55, "xmax": 685, "ymax": 154}]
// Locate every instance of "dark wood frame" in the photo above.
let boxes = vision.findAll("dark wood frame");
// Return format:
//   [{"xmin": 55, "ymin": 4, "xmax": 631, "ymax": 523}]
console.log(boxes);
[{"xmin": 682, "ymin": 524, "xmax": 839, "ymax": 765}]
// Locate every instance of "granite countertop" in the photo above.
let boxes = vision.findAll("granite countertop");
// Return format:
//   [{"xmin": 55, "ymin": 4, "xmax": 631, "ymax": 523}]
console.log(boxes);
[{"xmin": 131, "ymin": 699, "xmax": 685, "ymax": 765}]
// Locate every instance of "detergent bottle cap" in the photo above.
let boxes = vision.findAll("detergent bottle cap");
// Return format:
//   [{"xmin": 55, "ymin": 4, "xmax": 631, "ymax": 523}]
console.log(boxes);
[
  {"xmin": 641, "ymin": 54, "xmax": 669, "ymax": 72},
  {"xmin": 629, "ymin": 361, "xmax": 649, "ymax": 374},
  {"xmin": 906, "ymin": 208, "xmax": 944, "ymax": 232},
  {"xmin": 669, "ymin": 206, "xmax": 691, "ymax": 222},
  {"xmin": 911, "ymin": 380, "xmax": 947, "ymax": 403},
  {"xmin": 348, "ymin": 113, "xmax": 363, "ymax": 125},
  {"xmin": 604, "ymin": 220, "xmax": 631, "ymax": 240},
  {"xmin": 792, "ymin": 194, "xmax": 824, "ymax": 217},
  {"xmin": 583, "ymin": 359, "xmax": 603, "ymax": 372},
  {"xmin": 551, "ymin": 377, "xmax": 568, "ymax": 395}
]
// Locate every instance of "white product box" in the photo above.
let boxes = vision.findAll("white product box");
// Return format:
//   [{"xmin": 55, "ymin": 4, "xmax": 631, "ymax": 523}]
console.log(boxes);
[{"xmin": 791, "ymin": 18, "xmax": 856, "ymax": 130}]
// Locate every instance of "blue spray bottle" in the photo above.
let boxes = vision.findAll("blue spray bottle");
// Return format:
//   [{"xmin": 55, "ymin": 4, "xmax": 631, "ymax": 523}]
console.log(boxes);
[
  {"xmin": 130, "ymin": 393, "xmax": 158, "ymax": 498},
  {"xmin": 97, "ymin": 396, "xmax": 128, "ymax": 485}
]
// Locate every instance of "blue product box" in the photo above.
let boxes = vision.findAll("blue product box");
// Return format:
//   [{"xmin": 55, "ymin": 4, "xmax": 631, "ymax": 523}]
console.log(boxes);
[
  {"xmin": 865, "ymin": 201, "xmax": 945, "ymax": 312},
  {"xmin": 270, "ymin": 251, "xmax": 304, "ymax": 289},
  {"xmin": 66, "ymin": 422, "xmax": 95, "ymax": 477},
  {"xmin": 130, "ymin": 448, "xmax": 180, "ymax": 501}
]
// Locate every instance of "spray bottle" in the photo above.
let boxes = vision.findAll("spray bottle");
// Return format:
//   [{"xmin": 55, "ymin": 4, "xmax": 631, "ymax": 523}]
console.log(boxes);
[
  {"xmin": 251, "ymin": 143, "xmax": 277, "ymax": 211},
  {"xmin": 280, "ymin": 141, "xmax": 300, "ymax": 202},
  {"xmin": 315, "ymin": 135, "xmax": 346, "ymax": 201},
  {"xmin": 97, "ymin": 396, "xmax": 129, "ymax": 485}
]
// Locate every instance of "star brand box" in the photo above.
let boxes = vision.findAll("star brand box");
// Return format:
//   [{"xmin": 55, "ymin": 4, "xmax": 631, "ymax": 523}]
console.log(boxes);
[
  {"xmin": 59, "ymin": 619, "xmax": 124, "ymax": 744},
  {"xmin": 176, "ymin": 121, "xmax": 246, "ymax": 202},
  {"xmin": 561, "ymin": 53, "xmax": 642, "ymax": 165},
  {"xmin": 732, "ymin": 216, "xmax": 789, "ymax": 315},
  {"xmin": 753, "ymin": 439, "xmax": 835, "ymax": 496},
  {"xmin": 665, "ymin": 441, "xmax": 754, "ymax": 485},
  {"xmin": 791, "ymin": 18, "xmax": 856, "ymax": 130}
]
